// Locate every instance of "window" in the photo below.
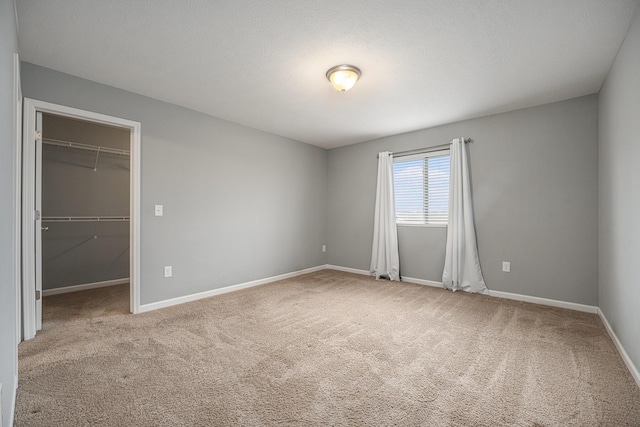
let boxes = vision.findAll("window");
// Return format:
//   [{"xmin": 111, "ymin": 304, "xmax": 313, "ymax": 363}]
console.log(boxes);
[{"xmin": 393, "ymin": 150, "xmax": 450, "ymax": 226}]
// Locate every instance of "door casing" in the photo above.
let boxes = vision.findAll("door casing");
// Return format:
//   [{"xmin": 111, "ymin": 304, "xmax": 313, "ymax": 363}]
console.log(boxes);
[{"xmin": 21, "ymin": 98, "xmax": 142, "ymax": 340}]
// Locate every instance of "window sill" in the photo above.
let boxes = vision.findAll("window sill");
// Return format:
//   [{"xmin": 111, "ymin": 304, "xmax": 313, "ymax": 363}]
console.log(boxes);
[{"xmin": 397, "ymin": 223, "xmax": 447, "ymax": 228}]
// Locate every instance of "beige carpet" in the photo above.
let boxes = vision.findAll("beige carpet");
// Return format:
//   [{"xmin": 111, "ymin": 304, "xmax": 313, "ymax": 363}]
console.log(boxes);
[
  {"xmin": 15, "ymin": 270, "xmax": 640, "ymax": 426},
  {"xmin": 41, "ymin": 283, "xmax": 130, "ymax": 328}
]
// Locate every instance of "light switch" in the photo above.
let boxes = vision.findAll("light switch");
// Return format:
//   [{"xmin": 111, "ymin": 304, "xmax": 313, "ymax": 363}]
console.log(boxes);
[
  {"xmin": 502, "ymin": 261, "xmax": 511, "ymax": 273},
  {"xmin": 155, "ymin": 204, "xmax": 163, "ymax": 216},
  {"xmin": 164, "ymin": 266, "xmax": 172, "ymax": 278}
]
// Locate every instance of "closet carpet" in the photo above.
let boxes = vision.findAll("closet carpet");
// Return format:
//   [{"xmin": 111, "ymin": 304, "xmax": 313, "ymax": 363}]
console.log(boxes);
[
  {"xmin": 15, "ymin": 270, "xmax": 640, "ymax": 426},
  {"xmin": 41, "ymin": 283, "xmax": 130, "ymax": 327}
]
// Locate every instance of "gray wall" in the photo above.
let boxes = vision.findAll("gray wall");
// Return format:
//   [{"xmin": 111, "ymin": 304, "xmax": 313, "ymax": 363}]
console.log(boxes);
[
  {"xmin": 42, "ymin": 114, "xmax": 130, "ymax": 289},
  {"xmin": 22, "ymin": 62, "xmax": 328, "ymax": 305},
  {"xmin": 0, "ymin": 0, "xmax": 19, "ymax": 424},
  {"xmin": 328, "ymin": 96, "xmax": 599, "ymax": 305},
  {"xmin": 599, "ymin": 8, "xmax": 640, "ymax": 373}
]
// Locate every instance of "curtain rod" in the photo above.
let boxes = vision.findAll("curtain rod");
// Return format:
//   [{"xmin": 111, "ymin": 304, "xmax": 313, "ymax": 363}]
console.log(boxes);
[{"xmin": 377, "ymin": 138, "xmax": 473, "ymax": 159}]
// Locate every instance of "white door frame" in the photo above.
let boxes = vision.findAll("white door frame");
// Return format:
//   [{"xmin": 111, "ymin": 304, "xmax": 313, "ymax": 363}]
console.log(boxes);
[
  {"xmin": 22, "ymin": 98, "xmax": 142, "ymax": 340},
  {"xmin": 13, "ymin": 52, "xmax": 22, "ymax": 388},
  {"xmin": 34, "ymin": 111, "xmax": 42, "ymax": 330}
]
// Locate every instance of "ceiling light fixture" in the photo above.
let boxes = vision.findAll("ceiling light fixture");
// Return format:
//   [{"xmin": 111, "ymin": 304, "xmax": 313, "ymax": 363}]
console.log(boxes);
[{"xmin": 326, "ymin": 64, "xmax": 361, "ymax": 92}]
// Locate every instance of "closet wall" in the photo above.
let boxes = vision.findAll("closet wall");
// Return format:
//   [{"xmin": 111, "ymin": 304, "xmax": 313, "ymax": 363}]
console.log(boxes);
[{"xmin": 42, "ymin": 114, "xmax": 130, "ymax": 290}]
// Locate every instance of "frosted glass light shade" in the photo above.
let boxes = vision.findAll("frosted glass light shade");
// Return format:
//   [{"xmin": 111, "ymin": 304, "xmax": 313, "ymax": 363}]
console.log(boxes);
[{"xmin": 326, "ymin": 65, "xmax": 361, "ymax": 92}]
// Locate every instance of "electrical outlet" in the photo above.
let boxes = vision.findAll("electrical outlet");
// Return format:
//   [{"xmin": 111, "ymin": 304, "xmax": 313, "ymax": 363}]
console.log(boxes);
[
  {"xmin": 154, "ymin": 204, "xmax": 163, "ymax": 216},
  {"xmin": 502, "ymin": 261, "xmax": 511, "ymax": 273},
  {"xmin": 322, "ymin": 245, "xmax": 327, "ymax": 253},
  {"xmin": 164, "ymin": 266, "xmax": 172, "ymax": 278}
]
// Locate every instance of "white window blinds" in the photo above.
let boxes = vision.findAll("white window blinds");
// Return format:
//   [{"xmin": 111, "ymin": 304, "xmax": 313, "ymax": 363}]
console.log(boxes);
[{"xmin": 392, "ymin": 150, "xmax": 450, "ymax": 225}]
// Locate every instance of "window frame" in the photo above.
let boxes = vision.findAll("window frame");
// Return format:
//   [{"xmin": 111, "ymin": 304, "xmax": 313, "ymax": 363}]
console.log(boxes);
[{"xmin": 392, "ymin": 149, "xmax": 450, "ymax": 228}]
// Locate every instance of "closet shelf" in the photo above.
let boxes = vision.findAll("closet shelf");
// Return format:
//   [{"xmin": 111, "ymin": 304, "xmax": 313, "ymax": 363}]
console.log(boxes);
[
  {"xmin": 43, "ymin": 138, "xmax": 130, "ymax": 156},
  {"xmin": 42, "ymin": 216, "xmax": 130, "ymax": 223}
]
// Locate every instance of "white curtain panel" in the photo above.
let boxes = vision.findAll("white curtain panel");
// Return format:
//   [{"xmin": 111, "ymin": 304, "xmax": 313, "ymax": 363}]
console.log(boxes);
[
  {"xmin": 442, "ymin": 138, "xmax": 488, "ymax": 294},
  {"xmin": 370, "ymin": 152, "xmax": 400, "ymax": 281}
]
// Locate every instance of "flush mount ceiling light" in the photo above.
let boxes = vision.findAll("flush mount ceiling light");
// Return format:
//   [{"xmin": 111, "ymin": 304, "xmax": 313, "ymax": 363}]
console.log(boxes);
[{"xmin": 326, "ymin": 64, "xmax": 361, "ymax": 92}]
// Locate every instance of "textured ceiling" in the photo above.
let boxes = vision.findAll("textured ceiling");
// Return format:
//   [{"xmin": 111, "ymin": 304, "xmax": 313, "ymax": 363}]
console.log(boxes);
[{"xmin": 16, "ymin": 0, "xmax": 640, "ymax": 149}]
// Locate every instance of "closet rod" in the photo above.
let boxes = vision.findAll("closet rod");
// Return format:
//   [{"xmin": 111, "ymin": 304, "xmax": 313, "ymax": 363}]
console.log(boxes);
[
  {"xmin": 377, "ymin": 138, "xmax": 473, "ymax": 159},
  {"xmin": 42, "ymin": 216, "xmax": 130, "ymax": 223},
  {"xmin": 43, "ymin": 138, "xmax": 130, "ymax": 156}
]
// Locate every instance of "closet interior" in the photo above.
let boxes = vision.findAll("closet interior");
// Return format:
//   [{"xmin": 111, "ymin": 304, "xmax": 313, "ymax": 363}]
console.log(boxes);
[{"xmin": 41, "ymin": 113, "xmax": 131, "ymax": 321}]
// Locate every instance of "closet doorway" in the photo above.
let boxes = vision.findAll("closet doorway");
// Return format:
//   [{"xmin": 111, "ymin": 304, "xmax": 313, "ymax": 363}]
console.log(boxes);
[
  {"xmin": 41, "ymin": 113, "xmax": 130, "ymax": 325},
  {"xmin": 22, "ymin": 99, "xmax": 141, "ymax": 340}
]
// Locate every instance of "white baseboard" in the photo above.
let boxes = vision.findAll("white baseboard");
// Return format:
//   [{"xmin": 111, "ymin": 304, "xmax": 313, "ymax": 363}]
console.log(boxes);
[
  {"xmin": 598, "ymin": 308, "xmax": 640, "ymax": 389},
  {"xmin": 138, "ymin": 266, "xmax": 326, "ymax": 313},
  {"xmin": 401, "ymin": 276, "xmax": 444, "ymax": 288},
  {"xmin": 325, "ymin": 265, "xmax": 598, "ymax": 313},
  {"xmin": 406, "ymin": 276, "xmax": 598, "ymax": 314},
  {"xmin": 488, "ymin": 289, "xmax": 598, "ymax": 314},
  {"xmin": 325, "ymin": 264, "xmax": 370, "ymax": 276},
  {"xmin": 42, "ymin": 278, "xmax": 129, "ymax": 296},
  {"xmin": 324, "ymin": 266, "xmax": 440, "ymax": 289}
]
